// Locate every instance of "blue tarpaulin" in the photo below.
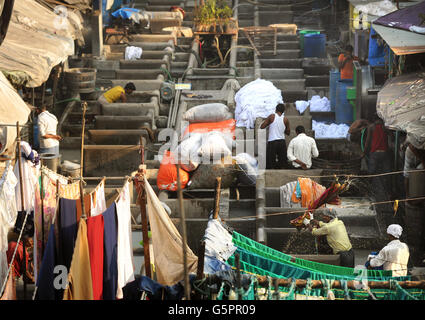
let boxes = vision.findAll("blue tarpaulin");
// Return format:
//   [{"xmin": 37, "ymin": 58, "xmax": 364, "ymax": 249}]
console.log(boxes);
[
  {"xmin": 111, "ymin": 7, "xmax": 140, "ymax": 20},
  {"xmin": 368, "ymin": 27, "xmax": 388, "ymax": 67}
]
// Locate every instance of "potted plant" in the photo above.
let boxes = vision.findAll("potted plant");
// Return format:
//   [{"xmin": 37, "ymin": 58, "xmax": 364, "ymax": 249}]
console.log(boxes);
[{"xmin": 194, "ymin": 0, "xmax": 233, "ymax": 33}]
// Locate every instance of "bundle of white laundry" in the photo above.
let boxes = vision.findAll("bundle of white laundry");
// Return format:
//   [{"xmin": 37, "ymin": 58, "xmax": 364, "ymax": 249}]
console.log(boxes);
[
  {"xmin": 312, "ymin": 120, "xmax": 350, "ymax": 139},
  {"xmin": 234, "ymin": 79, "xmax": 283, "ymax": 129},
  {"xmin": 295, "ymin": 95, "xmax": 331, "ymax": 114}
]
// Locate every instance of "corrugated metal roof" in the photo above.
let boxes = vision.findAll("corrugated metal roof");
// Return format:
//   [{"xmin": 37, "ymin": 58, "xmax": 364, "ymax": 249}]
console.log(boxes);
[{"xmin": 372, "ymin": 23, "xmax": 425, "ymax": 55}]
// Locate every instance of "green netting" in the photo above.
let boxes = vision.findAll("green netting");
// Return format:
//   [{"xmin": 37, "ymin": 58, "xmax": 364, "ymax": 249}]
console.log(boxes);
[
  {"xmin": 232, "ymin": 232, "xmax": 400, "ymax": 280},
  {"xmin": 224, "ymin": 256, "xmax": 425, "ymax": 300}
]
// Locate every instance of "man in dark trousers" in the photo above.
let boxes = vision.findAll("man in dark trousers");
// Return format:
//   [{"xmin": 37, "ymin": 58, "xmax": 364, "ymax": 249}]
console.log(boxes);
[{"xmin": 260, "ymin": 103, "xmax": 290, "ymax": 169}]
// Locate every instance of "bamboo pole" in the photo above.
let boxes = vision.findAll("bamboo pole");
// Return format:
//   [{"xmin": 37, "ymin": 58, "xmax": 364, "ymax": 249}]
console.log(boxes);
[
  {"xmin": 213, "ymin": 177, "xmax": 222, "ymax": 220},
  {"xmin": 16, "ymin": 122, "xmax": 27, "ymax": 299},
  {"xmin": 255, "ymin": 276, "xmax": 425, "ymax": 290},
  {"xmin": 80, "ymin": 102, "xmax": 87, "ymax": 219},
  {"xmin": 136, "ymin": 139, "xmax": 151, "ymax": 278},
  {"xmin": 176, "ymin": 163, "xmax": 190, "ymax": 300},
  {"xmin": 40, "ymin": 169, "xmax": 45, "ymax": 256}
]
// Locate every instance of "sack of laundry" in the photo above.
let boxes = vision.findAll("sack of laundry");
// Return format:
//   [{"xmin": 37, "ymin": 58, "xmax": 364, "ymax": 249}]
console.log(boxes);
[{"xmin": 182, "ymin": 103, "xmax": 233, "ymax": 123}]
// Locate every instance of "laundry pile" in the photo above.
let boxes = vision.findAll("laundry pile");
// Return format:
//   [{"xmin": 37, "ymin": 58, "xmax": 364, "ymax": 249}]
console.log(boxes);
[
  {"xmin": 296, "ymin": 95, "xmax": 331, "ymax": 114},
  {"xmin": 234, "ymin": 79, "xmax": 283, "ymax": 129},
  {"xmin": 280, "ymin": 178, "xmax": 327, "ymax": 209},
  {"xmin": 312, "ymin": 120, "xmax": 350, "ymax": 139},
  {"xmin": 157, "ymin": 103, "xmax": 258, "ymax": 191}
]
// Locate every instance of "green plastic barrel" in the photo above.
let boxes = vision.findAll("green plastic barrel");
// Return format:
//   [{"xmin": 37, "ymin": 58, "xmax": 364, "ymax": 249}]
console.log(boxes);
[{"xmin": 299, "ymin": 30, "xmax": 320, "ymax": 52}]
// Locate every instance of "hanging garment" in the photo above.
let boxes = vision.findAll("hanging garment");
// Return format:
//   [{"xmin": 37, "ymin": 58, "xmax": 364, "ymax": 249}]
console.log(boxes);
[
  {"xmin": 90, "ymin": 180, "xmax": 107, "ymax": 217},
  {"xmin": 58, "ymin": 198, "xmax": 78, "ymax": 271},
  {"xmin": 291, "ymin": 178, "xmax": 326, "ymax": 208},
  {"xmin": 122, "ymin": 275, "xmax": 186, "ymax": 300},
  {"xmin": 59, "ymin": 181, "xmax": 80, "ymax": 200},
  {"xmin": 87, "ymin": 213, "xmax": 104, "ymax": 300},
  {"xmin": 280, "ymin": 181, "xmax": 301, "ymax": 208},
  {"xmin": 115, "ymin": 181, "xmax": 135, "ymax": 299},
  {"xmin": 204, "ymin": 218, "xmax": 236, "ymax": 262},
  {"xmin": 76, "ymin": 194, "xmax": 91, "ymax": 222},
  {"xmin": 35, "ymin": 224, "xmax": 57, "ymax": 300},
  {"xmin": 144, "ymin": 177, "xmax": 198, "ymax": 286},
  {"xmin": 0, "ymin": 267, "xmax": 16, "ymax": 300},
  {"xmin": 0, "ymin": 162, "xmax": 18, "ymax": 287},
  {"xmin": 103, "ymin": 203, "xmax": 118, "ymax": 300},
  {"xmin": 6, "ymin": 241, "xmax": 29, "ymax": 278},
  {"xmin": 63, "ymin": 219, "xmax": 93, "ymax": 300},
  {"xmin": 34, "ymin": 176, "xmax": 57, "ymax": 278},
  {"xmin": 14, "ymin": 141, "xmax": 40, "ymax": 212}
]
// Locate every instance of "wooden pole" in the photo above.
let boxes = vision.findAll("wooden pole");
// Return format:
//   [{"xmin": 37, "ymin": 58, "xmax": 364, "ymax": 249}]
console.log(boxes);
[
  {"xmin": 255, "ymin": 276, "xmax": 425, "ymax": 290},
  {"xmin": 235, "ymin": 253, "xmax": 241, "ymax": 300},
  {"xmin": 136, "ymin": 140, "xmax": 151, "ymax": 278},
  {"xmin": 40, "ymin": 168, "xmax": 45, "ymax": 257},
  {"xmin": 176, "ymin": 163, "xmax": 190, "ymax": 300},
  {"xmin": 16, "ymin": 122, "xmax": 27, "ymax": 299},
  {"xmin": 196, "ymin": 241, "xmax": 206, "ymax": 281},
  {"xmin": 213, "ymin": 177, "xmax": 222, "ymax": 219},
  {"xmin": 80, "ymin": 102, "xmax": 87, "ymax": 178}
]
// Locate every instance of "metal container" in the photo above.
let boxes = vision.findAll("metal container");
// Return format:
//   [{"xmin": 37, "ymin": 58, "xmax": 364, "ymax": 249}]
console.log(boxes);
[
  {"xmin": 329, "ymin": 70, "xmax": 340, "ymax": 111},
  {"xmin": 40, "ymin": 153, "xmax": 62, "ymax": 173}
]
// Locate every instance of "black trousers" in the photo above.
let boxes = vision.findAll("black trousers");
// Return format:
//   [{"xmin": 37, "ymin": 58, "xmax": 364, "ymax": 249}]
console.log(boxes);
[
  {"xmin": 338, "ymin": 248, "xmax": 355, "ymax": 268},
  {"xmin": 266, "ymin": 139, "xmax": 287, "ymax": 169}
]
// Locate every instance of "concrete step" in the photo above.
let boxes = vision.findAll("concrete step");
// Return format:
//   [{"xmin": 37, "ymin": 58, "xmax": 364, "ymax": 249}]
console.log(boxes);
[
  {"xmin": 177, "ymin": 37, "xmax": 193, "ymax": 46},
  {"xmin": 192, "ymin": 68, "xmax": 229, "ymax": 76},
  {"xmin": 263, "ymin": 169, "xmax": 323, "ymax": 188},
  {"xmin": 261, "ymin": 68, "xmax": 304, "ymax": 79},
  {"xmin": 282, "ymin": 90, "xmax": 308, "ymax": 103},
  {"xmin": 173, "ymin": 52, "xmax": 190, "ymax": 61},
  {"xmin": 171, "ymin": 61, "xmax": 188, "ymax": 68},
  {"xmin": 101, "ymin": 102, "xmax": 158, "ymax": 117},
  {"xmin": 111, "ymin": 79, "xmax": 164, "ymax": 91},
  {"xmin": 258, "ymin": 4, "xmax": 291, "ymax": 11},
  {"xmin": 238, "ymin": 20, "xmax": 254, "ymax": 28},
  {"xmin": 130, "ymin": 34, "xmax": 176, "ymax": 43},
  {"xmin": 119, "ymin": 59, "xmax": 168, "ymax": 69},
  {"xmin": 94, "ymin": 115, "xmax": 154, "ymax": 130},
  {"xmin": 115, "ymin": 69, "xmax": 165, "ymax": 80},
  {"xmin": 305, "ymin": 75, "xmax": 330, "ymax": 87},
  {"xmin": 270, "ymin": 79, "xmax": 306, "ymax": 91},
  {"xmin": 259, "ymin": 58, "xmax": 302, "ymax": 69},
  {"xmin": 258, "ymin": 11, "xmax": 294, "ymax": 24},
  {"xmin": 88, "ymin": 129, "xmax": 151, "ymax": 145},
  {"xmin": 259, "ymin": 49, "xmax": 300, "ymax": 59}
]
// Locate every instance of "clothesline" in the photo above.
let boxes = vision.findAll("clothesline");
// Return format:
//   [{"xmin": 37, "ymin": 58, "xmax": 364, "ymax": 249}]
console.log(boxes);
[{"xmin": 223, "ymin": 195, "xmax": 425, "ymax": 222}]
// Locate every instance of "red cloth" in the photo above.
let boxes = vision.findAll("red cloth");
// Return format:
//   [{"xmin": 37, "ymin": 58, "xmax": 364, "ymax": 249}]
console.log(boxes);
[
  {"xmin": 370, "ymin": 123, "xmax": 388, "ymax": 153},
  {"xmin": 6, "ymin": 241, "xmax": 29, "ymax": 278},
  {"xmin": 87, "ymin": 214, "xmax": 104, "ymax": 300}
]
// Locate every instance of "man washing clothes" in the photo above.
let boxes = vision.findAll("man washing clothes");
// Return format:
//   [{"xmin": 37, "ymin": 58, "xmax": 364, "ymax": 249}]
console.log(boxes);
[
  {"xmin": 308, "ymin": 209, "xmax": 354, "ymax": 268},
  {"xmin": 260, "ymin": 103, "xmax": 290, "ymax": 169},
  {"xmin": 287, "ymin": 125, "xmax": 319, "ymax": 170},
  {"xmin": 97, "ymin": 82, "xmax": 136, "ymax": 107},
  {"xmin": 367, "ymin": 224, "xmax": 410, "ymax": 277}
]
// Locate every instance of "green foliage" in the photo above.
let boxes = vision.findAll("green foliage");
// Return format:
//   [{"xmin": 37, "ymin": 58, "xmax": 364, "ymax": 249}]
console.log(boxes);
[{"xmin": 195, "ymin": 0, "xmax": 233, "ymax": 25}]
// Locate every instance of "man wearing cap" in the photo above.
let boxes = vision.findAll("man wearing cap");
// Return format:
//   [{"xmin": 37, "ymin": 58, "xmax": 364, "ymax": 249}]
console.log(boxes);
[
  {"xmin": 308, "ymin": 209, "xmax": 354, "ymax": 268},
  {"xmin": 368, "ymin": 224, "xmax": 410, "ymax": 277}
]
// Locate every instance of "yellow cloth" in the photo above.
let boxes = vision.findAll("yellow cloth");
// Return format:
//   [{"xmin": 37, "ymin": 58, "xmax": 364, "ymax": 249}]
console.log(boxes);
[
  {"xmin": 63, "ymin": 219, "xmax": 93, "ymax": 300},
  {"xmin": 103, "ymin": 86, "xmax": 125, "ymax": 103},
  {"xmin": 312, "ymin": 218, "xmax": 352, "ymax": 254}
]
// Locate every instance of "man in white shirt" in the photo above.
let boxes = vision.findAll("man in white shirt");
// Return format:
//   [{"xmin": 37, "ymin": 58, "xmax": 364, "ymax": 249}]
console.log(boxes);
[
  {"xmin": 287, "ymin": 125, "xmax": 319, "ymax": 170},
  {"xmin": 368, "ymin": 224, "xmax": 410, "ymax": 277},
  {"xmin": 36, "ymin": 106, "xmax": 61, "ymax": 155}
]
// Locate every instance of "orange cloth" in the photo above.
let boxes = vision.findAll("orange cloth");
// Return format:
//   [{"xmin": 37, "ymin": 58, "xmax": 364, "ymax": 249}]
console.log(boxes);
[
  {"xmin": 338, "ymin": 53, "xmax": 358, "ymax": 80},
  {"xmin": 63, "ymin": 219, "xmax": 93, "ymax": 300},
  {"xmin": 291, "ymin": 178, "xmax": 326, "ymax": 208},
  {"xmin": 183, "ymin": 119, "xmax": 236, "ymax": 139},
  {"xmin": 157, "ymin": 151, "xmax": 189, "ymax": 191}
]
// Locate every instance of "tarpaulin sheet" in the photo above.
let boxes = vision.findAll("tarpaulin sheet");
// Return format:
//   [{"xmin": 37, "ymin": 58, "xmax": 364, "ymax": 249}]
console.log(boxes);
[
  {"xmin": 0, "ymin": 0, "xmax": 84, "ymax": 87},
  {"xmin": 0, "ymin": 72, "xmax": 31, "ymax": 155},
  {"xmin": 144, "ymin": 177, "xmax": 198, "ymax": 286},
  {"xmin": 376, "ymin": 72, "xmax": 425, "ymax": 149},
  {"xmin": 374, "ymin": 0, "xmax": 425, "ymax": 35}
]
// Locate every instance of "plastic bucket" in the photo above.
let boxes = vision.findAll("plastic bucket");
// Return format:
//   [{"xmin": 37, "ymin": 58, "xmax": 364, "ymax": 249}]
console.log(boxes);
[
  {"xmin": 335, "ymin": 79, "xmax": 354, "ymax": 124},
  {"xmin": 40, "ymin": 153, "xmax": 62, "ymax": 173},
  {"xmin": 304, "ymin": 33, "xmax": 326, "ymax": 58},
  {"xmin": 329, "ymin": 70, "xmax": 340, "ymax": 112},
  {"xmin": 299, "ymin": 30, "xmax": 320, "ymax": 51}
]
